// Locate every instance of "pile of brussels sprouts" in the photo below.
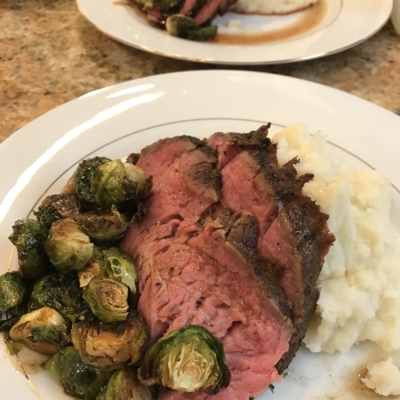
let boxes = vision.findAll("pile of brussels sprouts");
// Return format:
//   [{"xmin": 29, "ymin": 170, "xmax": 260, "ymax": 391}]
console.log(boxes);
[{"xmin": 0, "ymin": 156, "xmax": 231, "ymax": 399}]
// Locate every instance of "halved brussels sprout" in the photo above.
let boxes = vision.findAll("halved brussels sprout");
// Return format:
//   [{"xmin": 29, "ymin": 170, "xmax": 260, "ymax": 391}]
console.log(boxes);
[
  {"xmin": 104, "ymin": 247, "xmax": 137, "ymax": 294},
  {"xmin": 0, "ymin": 272, "xmax": 27, "ymax": 312},
  {"xmin": 92, "ymin": 160, "xmax": 152, "ymax": 211},
  {"xmin": 44, "ymin": 346, "xmax": 111, "ymax": 398},
  {"xmin": 8, "ymin": 219, "xmax": 50, "ymax": 280},
  {"xmin": 45, "ymin": 218, "xmax": 94, "ymax": 273},
  {"xmin": 29, "ymin": 273, "xmax": 89, "ymax": 322},
  {"xmin": 165, "ymin": 14, "xmax": 217, "ymax": 41},
  {"xmin": 10, "ymin": 307, "xmax": 70, "ymax": 355},
  {"xmin": 71, "ymin": 310, "xmax": 149, "ymax": 371},
  {"xmin": 78, "ymin": 248, "xmax": 105, "ymax": 288},
  {"xmin": 84, "ymin": 277, "xmax": 129, "ymax": 322},
  {"xmin": 73, "ymin": 157, "xmax": 111, "ymax": 210},
  {"xmin": 139, "ymin": 326, "xmax": 231, "ymax": 394},
  {"xmin": 74, "ymin": 211, "xmax": 127, "ymax": 244},
  {"xmin": 101, "ymin": 367, "xmax": 156, "ymax": 400},
  {"xmin": 34, "ymin": 194, "xmax": 80, "ymax": 228}
]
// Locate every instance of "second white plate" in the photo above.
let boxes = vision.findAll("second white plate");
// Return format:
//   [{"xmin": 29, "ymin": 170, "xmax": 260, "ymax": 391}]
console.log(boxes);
[{"xmin": 76, "ymin": 0, "xmax": 392, "ymax": 64}]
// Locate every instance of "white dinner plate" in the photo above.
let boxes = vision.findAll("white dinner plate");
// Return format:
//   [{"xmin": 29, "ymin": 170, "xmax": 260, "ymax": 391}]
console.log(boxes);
[
  {"xmin": 1, "ymin": 70, "xmax": 400, "ymax": 399},
  {"xmin": 76, "ymin": 0, "xmax": 393, "ymax": 65}
]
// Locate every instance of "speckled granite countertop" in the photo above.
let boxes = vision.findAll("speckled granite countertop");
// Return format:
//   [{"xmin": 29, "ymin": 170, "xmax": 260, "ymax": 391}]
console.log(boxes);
[{"xmin": 2, "ymin": 0, "xmax": 400, "ymax": 142}]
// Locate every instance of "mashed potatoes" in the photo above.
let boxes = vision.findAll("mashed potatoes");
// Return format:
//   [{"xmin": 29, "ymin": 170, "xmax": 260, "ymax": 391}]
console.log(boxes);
[
  {"xmin": 362, "ymin": 358, "xmax": 400, "ymax": 396},
  {"xmin": 232, "ymin": 0, "xmax": 318, "ymax": 15},
  {"xmin": 271, "ymin": 124, "xmax": 400, "ymax": 355}
]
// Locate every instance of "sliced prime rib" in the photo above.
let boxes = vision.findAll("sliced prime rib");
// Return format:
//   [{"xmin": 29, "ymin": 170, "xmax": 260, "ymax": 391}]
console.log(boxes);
[
  {"xmin": 140, "ymin": 0, "xmax": 238, "ymax": 29},
  {"xmin": 208, "ymin": 127, "xmax": 335, "ymax": 371},
  {"xmin": 121, "ymin": 136, "xmax": 293, "ymax": 400}
]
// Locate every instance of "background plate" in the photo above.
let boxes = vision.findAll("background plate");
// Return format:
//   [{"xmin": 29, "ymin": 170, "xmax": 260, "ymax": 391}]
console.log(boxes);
[
  {"xmin": 76, "ymin": 0, "xmax": 393, "ymax": 64},
  {"xmin": 1, "ymin": 70, "xmax": 400, "ymax": 399}
]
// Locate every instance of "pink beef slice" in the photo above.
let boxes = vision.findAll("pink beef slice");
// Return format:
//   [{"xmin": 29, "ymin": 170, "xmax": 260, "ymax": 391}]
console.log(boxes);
[
  {"xmin": 210, "ymin": 131, "xmax": 334, "ymax": 372},
  {"xmin": 147, "ymin": 210, "xmax": 292, "ymax": 400},
  {"xmin": 121, "ymin": 136, "xmax": 293, "ymax": 400}
]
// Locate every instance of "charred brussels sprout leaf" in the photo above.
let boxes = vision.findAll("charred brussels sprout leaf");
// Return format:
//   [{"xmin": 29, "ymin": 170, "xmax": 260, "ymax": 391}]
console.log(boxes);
[
  {"xmin": 111, "ymin": 202, "xmax": 147, "ymax": 227},
  {"xmin": 84, "ymin": 277, "xmax": 129, "ymax": 322},
  {"xmin": 104, "ymin": 247, "xmax": 137, "ymax": 294},
  {"xmin": 75, "ymin": 211, "xmax": 127, "ymax": 244},
  {"xmin": 0, "ymin": 272, "xmax": 27, "ymax": 312},
  {"xmin": 78, "ymin": 248, "xmax": 105, "ymax": 288},
  {"xmin": 45, "ymin": 218, "xmax": 94, "ymax": 273},
  {"xmin": 71, "ymin": 310, "xmax": 149, "ymax": 371},
  {"xmin": 166, "ymin": 15, "xmax": 217, "ymax": 41},
  {"xmin": 102, "ymin": 367, "xmax": 156, "ymax": 400},
  {"xmin": 128, "ymin": 311, "xmax": 149, "ymax": 365},
  {"xmin": 29, "ymin": 273, "xmax": 89, "ymax": 322},
  {"xmin": 10, "ymin": 307, "xmax": 69, "ymax": 355},
  {"xmin": 34, "ymin": 194, "xmax": 80, "ymax": 228},
  {"xmin": 92, "ymin": 160, "xmax": 152, "ymax": 211},
  {"xmin": 139, "ymin": 325, "xmax": 231, "ymax": 394},
  {"xmin": 44, "ymin": 346, "xmax": 111, "ymax": 398},
  {"xmin": 8, "ymin": 219, "xmax": 50, "ymax": 280},
  {"xmin": 73, "ymin": 157, "xmax": 111, "ymax": 210}
]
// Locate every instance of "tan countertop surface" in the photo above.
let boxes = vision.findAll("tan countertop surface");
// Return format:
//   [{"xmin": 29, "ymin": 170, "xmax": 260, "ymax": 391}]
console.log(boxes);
[{"xmin": 2, "ymin": 0, "xmax": 400, "ymax": 143}]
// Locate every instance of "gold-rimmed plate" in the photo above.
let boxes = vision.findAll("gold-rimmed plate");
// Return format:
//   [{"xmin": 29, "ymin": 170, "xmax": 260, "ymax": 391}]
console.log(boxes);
[
  {"xmin": 1, "ymin": 70, "xmax": 399, "ymax": 399},
  {"xmin": 76, "ymin": 0, "xmax": 392, "ymax": 64}
]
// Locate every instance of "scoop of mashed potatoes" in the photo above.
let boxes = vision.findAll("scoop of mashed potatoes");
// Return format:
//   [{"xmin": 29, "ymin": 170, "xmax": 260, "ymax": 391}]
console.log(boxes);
[
  {"xmin": 232, "ymin": 0, "xmax": 318, "ymax": 15},
  {"xmin": 362, "ymin": 358, "xmax": 400, "ymax": 396},
  {"xmin": 271, "ymin": 124, "xmax": 400, "ymax": 355}
]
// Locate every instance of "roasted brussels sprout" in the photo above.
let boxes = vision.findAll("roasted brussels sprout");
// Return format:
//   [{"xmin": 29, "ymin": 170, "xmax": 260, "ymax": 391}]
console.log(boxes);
[
  {"xmin": 75, "ymin": 211, "xmax": 127, "ymax": 244},
  {"xmin": 101, "ymin": 367, "xmax": 156, "ymax": 400},
  {"xmin": 34, "ymin": 194, "xmax": 80, "ymax": 228},
  {"xmin": 84, "ymin": 277, "xmax": 129, "ymax": 322},
  {"xmin": 166, "ymin": 15, "xmax": 217, "ymax": 41},
  {"xmin": 78, "ymin": 248, "xmax": 105, "ymax": 288},
  {"xmin": 104, "ymin": 247, "xmax": 137, "ymax": 294},
  {"xmin": 29, "ymin": 273, "xmax": 89, "ymax": 322},
  {"xmin": 10, "ymin": 307, "xmax": 69, "ymax": 355},
  {"xmin": 45, "ymin": 218, "xmax": 94, "ymax": 273},
  {"xmin": 0, "ymin": 272, "xmax": 27, "ymax": 312},
  {"xmin": 44, "ymin": 346, "xmax": 111, "ymax": 398},
  {"xmin": 92, "ymin": 160, "xmax": 152, "ymax": 210},
  {"xmin": 73, "ymin": 157, "xmax": 111, "ymax": 210},
  {"xmin": 8, "ymin": 219, "xmax": 50, "ymax": 280},
  {"xmin": 139, "ymin": 325, "xmax": 231, "ymax": 394},
  {"xmin": 71, "ymin": 310, "xmax": 149, "ymax": 370}
]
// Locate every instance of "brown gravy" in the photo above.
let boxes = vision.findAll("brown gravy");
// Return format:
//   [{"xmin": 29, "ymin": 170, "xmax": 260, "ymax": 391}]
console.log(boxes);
[{"xmin": 215, "ymin": 0, "xmax": 327, "ymax": 45}]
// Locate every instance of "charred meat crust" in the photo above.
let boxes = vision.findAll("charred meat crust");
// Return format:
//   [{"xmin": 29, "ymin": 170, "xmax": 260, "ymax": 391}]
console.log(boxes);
[
  {"xmin": 209, "ymin": 123, "xmax": 271, "ymax": 148},
  {"xmin": 276, "ymin": 286, "xmax": 319, "ymax": 374},
  {"xmin": 183, "ymin": 163, "xmax": 222, "ymax": 201},
  {"xmin": 283, "ymin": 196, "xmax": 335, "ymax": 287},
  {"xmin": 249, "ymin": 147, "xmax": 314, "ymax": 203}
]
